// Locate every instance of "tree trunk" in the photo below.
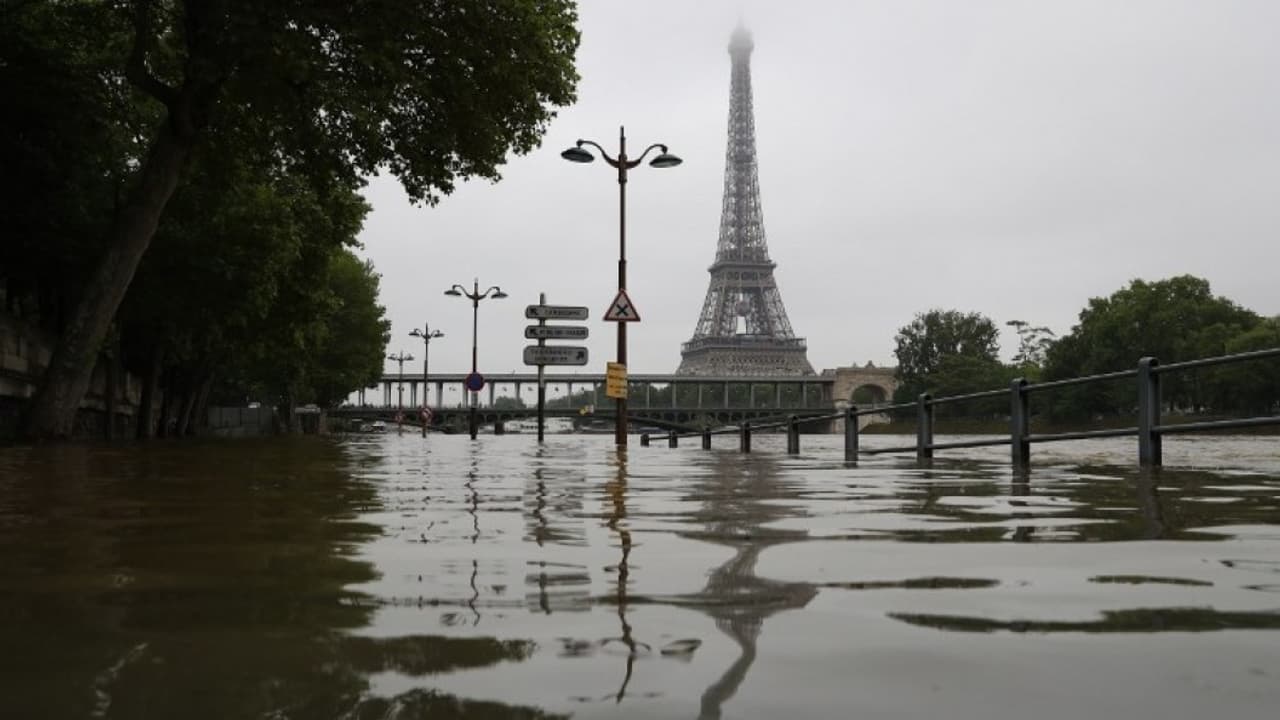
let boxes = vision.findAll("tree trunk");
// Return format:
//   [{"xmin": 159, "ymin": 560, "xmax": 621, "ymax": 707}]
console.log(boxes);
[
  {"xmin": 103, "ymin": 350, "xmax": 116, "ymax": 442},
  {"xmin": 175, "ymin": 384, "xmax": 196, "ymax": 437},
  {"xmin": 157, "ymin": 368, "xmax": 175, "ymax": 438},
  {"xmin": 136, "ymin": 347, "xmax": 163, "ymax": 440},
  {"xmin": 20, "ymin": 126, "xmax": 194, "ymax": 440},
  {"xmin": 190, "ymin": 373, "xmax": 214, "ymax": 435}
]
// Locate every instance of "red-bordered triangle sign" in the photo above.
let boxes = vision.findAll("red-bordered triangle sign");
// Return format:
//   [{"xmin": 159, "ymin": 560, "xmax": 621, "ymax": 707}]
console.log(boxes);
[{"xmin": 603, "ymin": 289, "xmax": 641, "ymax": 322}]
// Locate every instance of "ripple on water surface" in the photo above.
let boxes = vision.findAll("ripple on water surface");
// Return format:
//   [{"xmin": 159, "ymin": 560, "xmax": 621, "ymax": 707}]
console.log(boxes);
[{"xmin": 1, "ymin": 433, "xmax": 1279, "ymax": 719}]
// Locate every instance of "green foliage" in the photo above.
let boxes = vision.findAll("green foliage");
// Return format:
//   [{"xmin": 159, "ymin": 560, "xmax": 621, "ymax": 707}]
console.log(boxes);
[
  {"xmin": 928, "ymin": 355, "xmax": 1019, "ymax": 418},
  {"xmin": 0, "ymin": 1, "xmax": 139, "ymax": 323},
  {"xmin": 893, "ymin": 310, "xmax": 1001, "ymax": 403},
  {"xmin": 1203, "ymin": 318, "xmax": 1280, "ymax": 415},
  {"xmin": 492, "ymin": 396, "xmax": 528, "ymax": 410},
  {"xmin": 176, "ymin": 0, "xmax": 582, "ymax": 204},
  {"xmin": 1006, "ymin": 320, "xmax": 1055, "ymax": 377},
  {"xmin": 3, "ymin": 0, "xmax": 581, "ymax": 436},
  {"xmin": 1043, "ymin": 276, "xmax": 1261, "ymax": 417}
]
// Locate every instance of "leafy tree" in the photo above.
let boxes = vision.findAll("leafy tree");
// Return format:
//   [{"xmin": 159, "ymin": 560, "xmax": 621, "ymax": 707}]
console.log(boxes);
[
  {"xmin": 1006, "ymin": 320, "xmax": 1055, "ymax": 376},
  {"xmin": 1204, "ymin": 317, "xmax": 1280, "ymax": 415},
  {"xmin": 1042, "ymin": 276, "xmax": 1260, "ymax": 416},
  {"xmin": 928, "ymin": 355, "xmax": 1019, "ymax": 417},
  {"xmin": 308, "ymin": 253, "xmax": 392, "ymax": 408},
  {"xmin": 21, "ymin": 0, "xmax": 581, "ymax": 439},
  {"xmin": 893, "ymin": 310, "xmax": 1000, "ymax": 402}
]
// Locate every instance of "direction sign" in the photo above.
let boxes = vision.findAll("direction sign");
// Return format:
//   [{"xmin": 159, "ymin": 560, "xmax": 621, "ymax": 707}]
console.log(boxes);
[
  {"xmin": 524, "ymin": 325, "xmax": 589, "ymax": 340},
  {"xmin": 465, "ymin": 372, "xmax": 485, "ymax": 391},
  {"xmin": 523, "ymin": 345, "xmax": 589, "ymax": 366},
  {"xmin": 526, "ymin": 304, "xmax": 589, "ymax": 321},
  {"xmin": 603, "ymin": 289, "xmax": 640, "ymax": 322}
]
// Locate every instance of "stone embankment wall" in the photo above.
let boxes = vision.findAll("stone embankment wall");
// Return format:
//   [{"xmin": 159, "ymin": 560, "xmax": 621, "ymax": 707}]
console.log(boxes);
[{"xmin": 0, "ymin": 313, "xmax": 146, "ymax": 441}]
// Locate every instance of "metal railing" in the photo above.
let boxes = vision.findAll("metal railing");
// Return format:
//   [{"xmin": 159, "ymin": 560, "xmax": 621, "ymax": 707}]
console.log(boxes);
[{"xmin": 639, "ymin": 348, "xmax": 1280, "ymax": 468}]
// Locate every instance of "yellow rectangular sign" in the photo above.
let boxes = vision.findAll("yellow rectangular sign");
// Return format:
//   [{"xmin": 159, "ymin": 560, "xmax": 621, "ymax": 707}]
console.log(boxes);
[{"xmin": 606, "ymin": 362, "xmax": 627, "ymax": 399}]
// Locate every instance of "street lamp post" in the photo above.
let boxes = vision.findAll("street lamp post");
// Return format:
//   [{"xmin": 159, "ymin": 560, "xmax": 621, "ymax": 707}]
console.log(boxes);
[
  {"xmin": 562, "ymin": 127, "xmax": 682, "ymax": 448},
  {"xmin": 445, "ymin": 279, "xmax": 507, "ymax": 439},
  {"xmin": 409, "ymin": 324, "xmax": 444, "ymax": 438},
  {"xmin": 387, "ymin": 350, "xmax": 415, "ymax": 431}
]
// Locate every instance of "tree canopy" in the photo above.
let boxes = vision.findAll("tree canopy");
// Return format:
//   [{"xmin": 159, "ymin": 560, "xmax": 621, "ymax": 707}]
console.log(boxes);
[
  {"xmin": 4, "ymin": 0, "xmax": 581, "ymax": 438},
  {"xmin": 1043, "ymin": 275, "xmax": 1261, "ymax": 416},
  {"xmin": 892, "ymin": 309, "xmax": 1002, "ymax": 404}
]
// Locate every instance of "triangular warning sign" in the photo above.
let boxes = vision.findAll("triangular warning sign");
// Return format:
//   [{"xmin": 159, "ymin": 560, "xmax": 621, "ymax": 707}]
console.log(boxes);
[{"xmin": 603, "ymin": 289, "xmax": 641, "ymax": 322}]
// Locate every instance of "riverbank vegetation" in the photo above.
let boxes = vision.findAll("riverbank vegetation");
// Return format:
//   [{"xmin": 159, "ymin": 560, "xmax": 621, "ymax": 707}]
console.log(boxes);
[
  {"xmin": 893, "ymin": 276, "xmax": 1279, "ymax": 423},
  {"xmin": 1, "ymin": 1, "xmax": 580, "ymax": 439}
]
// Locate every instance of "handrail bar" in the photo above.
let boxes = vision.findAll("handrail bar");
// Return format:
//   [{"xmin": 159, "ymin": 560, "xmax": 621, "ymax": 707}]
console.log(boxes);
[
  {"xmin": 1153, "ymin": 347, "xmax": 1280, "ymax": 374},
  {"xmin": 1028, "ymin": 427, "xmax": 1137, "ymax": 443},
  {"xmin": 927, "ymin": 388, "xmax": 1009, "ymax": 405},
  {"xmin": 1024, "ymin": 370, "xmax": 1138, "ymax": 393},
  {"xmin": 1155, "ymin": 415, "xmax": 1280, "ymax": 434}
]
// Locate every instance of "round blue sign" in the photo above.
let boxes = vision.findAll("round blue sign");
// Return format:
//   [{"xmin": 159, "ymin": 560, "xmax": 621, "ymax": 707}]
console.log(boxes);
[{"xmin": 465, "ymin": 372, "xmax": 485, "ymax": 392}]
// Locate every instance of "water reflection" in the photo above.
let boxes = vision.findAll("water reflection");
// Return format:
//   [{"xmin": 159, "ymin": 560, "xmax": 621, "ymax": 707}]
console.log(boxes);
[
  {"xmin": 5, "ymin": 434, "xmax": 1280, "ymax": 718},
  {"xmin": 0, "ymin": 439, "xmax": 553, "ymax": 719},
  {"xmin": 684, "ymin": 451, "xmax": 817, "ymax": 720},
  {"xmin": 603, "ymin": 450, "xmax": 642, "ymax": 702}
]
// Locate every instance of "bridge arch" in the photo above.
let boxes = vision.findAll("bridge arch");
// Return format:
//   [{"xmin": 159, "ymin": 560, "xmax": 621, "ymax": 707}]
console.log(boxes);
[{"xmin": 832, "ymin": 363, "xmax": 898, "ymax": 408}]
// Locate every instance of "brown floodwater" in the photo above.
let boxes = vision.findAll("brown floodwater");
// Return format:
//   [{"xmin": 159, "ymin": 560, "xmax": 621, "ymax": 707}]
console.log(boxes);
[{"xmin": 1, "ymin": 433, "xmax": 1278, "ymax": 719}]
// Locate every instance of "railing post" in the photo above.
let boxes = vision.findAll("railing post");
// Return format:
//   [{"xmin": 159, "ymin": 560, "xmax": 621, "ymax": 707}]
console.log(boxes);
[
  {"xmin": 668, "ymin": 430, "xmax": 678, "ymax": 448},
  {"xmin": 844, "ymin": 405, "xmax": 859, "ymax": 462},
  {"xmin": 640, "ymin": 433, "xmax": 649, "ymax": 447},
  {"xmin": 702, "ymin": 426, "xmax": 711, "ymax": 450},
  {"xmin": 740, "ymin": 422, "xmax": 752, "ymax": 453},
  {"xmin": 1138, "ymin": 357, "xmax": 1162, "ymax": 467},
  {"xmin": 1010, "ymin": 378, "xmax": 1030, "ymax": 468},
  {"xmin": 916, "ymin": 393, "xmax": 934, "ymax": 461},
  {"xmin": 786, "ymin": 415, "xmax": 799, "ymax": 454}
]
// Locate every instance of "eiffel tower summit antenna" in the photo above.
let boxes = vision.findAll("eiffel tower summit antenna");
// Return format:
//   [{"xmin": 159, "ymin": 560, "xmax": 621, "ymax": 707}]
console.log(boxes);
[{"xmin": 676, "ymin": 25, "xmax": 814, "ymax": 376}]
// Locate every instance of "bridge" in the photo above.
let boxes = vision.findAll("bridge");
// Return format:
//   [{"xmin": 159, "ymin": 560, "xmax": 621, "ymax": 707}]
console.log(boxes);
[{"xmin": 334, "ymin": 367, "xmax": 897, "ymax": 434}]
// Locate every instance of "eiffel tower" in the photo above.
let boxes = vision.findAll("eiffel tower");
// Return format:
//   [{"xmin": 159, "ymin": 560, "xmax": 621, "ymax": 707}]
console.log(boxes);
[{"xmin": 677, "ymin": 25, "xmax": 814, "ymax": 376}]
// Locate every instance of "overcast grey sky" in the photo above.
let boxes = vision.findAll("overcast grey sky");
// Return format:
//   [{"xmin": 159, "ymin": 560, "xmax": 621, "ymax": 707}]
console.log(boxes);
[{"xmin": 359, "ymin": 0, "xmax": 1280, "ymax": 378}]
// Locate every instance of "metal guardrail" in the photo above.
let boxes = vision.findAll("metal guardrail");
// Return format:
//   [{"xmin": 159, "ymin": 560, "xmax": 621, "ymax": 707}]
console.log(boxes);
[{"xmin": 639, "ymin": 348, "xmax": 1280, "ymax": 468}]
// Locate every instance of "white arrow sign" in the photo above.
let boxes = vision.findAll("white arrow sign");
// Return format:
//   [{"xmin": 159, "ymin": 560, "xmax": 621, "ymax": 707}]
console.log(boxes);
[
  {"xmin": 523, "ymin": 345, "xmax": 589, "ymax": 366},
  {"xmin": 526, "ymin": 304, "xmax": 589, "ymax": 321},
  {"xmin": 525, "ymin": 325, "xmax": 589, "ymax": 340}
]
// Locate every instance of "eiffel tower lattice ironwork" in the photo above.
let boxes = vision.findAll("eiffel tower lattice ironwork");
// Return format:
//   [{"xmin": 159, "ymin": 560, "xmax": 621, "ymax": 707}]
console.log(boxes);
[{"xmin": 677, "ymin": 26, "xmax": 814, "ymax": 376}]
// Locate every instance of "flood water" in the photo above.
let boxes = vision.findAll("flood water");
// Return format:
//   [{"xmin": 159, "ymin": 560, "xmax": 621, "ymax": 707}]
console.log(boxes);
[{"xmin": 2, "ymin": 432, "xmax": 1279, "ymax": 719}]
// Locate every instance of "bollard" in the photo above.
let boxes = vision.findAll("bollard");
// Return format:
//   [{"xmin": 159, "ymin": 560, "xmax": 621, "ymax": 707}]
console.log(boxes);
[
  {"xmin": 702, "ymin": 427, "xmax": 711, "ymax": 450},
  {"xmin": 916, "ymin": 393, "xmax": 934, "ymax": 462},
  {"xmin": 494, "ymin": 420, "xmax": 505, "ymax": 436},
  {"xmin": 668, "ymin": 431, "xmax": 678, "ymax": 448},
  {"xmin": 786, "ymin": 415, "xmax": 800, "ymax": 454},
  {"xmin": 1010, "ymin": 378, "xmax": 1029, "ymax": 468},
  {"xmin": 1137, "ymin": 357, "xmax": 1162, "ymax": 467},
  {"xmin": 740, "ymin": 422, "xmax": 752, "ymax": 453},
  {"xmin": 844, "ymin": 406, "xmax": 859, "ymax": 462},
  {"xmin": 640, "ymin": 433, "xmax": 650, "ymax": 447}
]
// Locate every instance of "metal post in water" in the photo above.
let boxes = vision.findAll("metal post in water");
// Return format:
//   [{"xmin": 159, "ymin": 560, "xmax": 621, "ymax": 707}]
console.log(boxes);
[
  {"xmin": 1137, "ymin": 357, "xmax": 1162, "ymax": 467},
  {"xmin": 740, "ymin": 422, "xmax": 752, "ymax": 453},
  {"xmin": 916, "ymin": 393, "xmax": 934, "ymax": 461},
  {"xmin": 640, "ymin": 433, "xmax": 650, "ymax": 447},
  {"xmin": 668, "ymin": 431, "xmax": 678, "ymax": 448},
  {"xmin": 844, "ymin": 405, "xmax": 859, "ymax": 462},
  {"xmin": 786, "ymin": 415, "xmax": 799, "ymax": 454},
  {"xmin": 1010, "ymin": 378, "xmax": 1030, "ymax": 468},
  {"xmin": 702, "ymin": 426, "xmax": 711, "ymax": 450}
]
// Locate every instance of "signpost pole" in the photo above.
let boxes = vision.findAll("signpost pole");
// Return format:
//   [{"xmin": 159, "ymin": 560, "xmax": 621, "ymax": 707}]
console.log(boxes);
[{"xmin": 537, "ymin": 293, "xmax": 546, "ymax": 443}]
